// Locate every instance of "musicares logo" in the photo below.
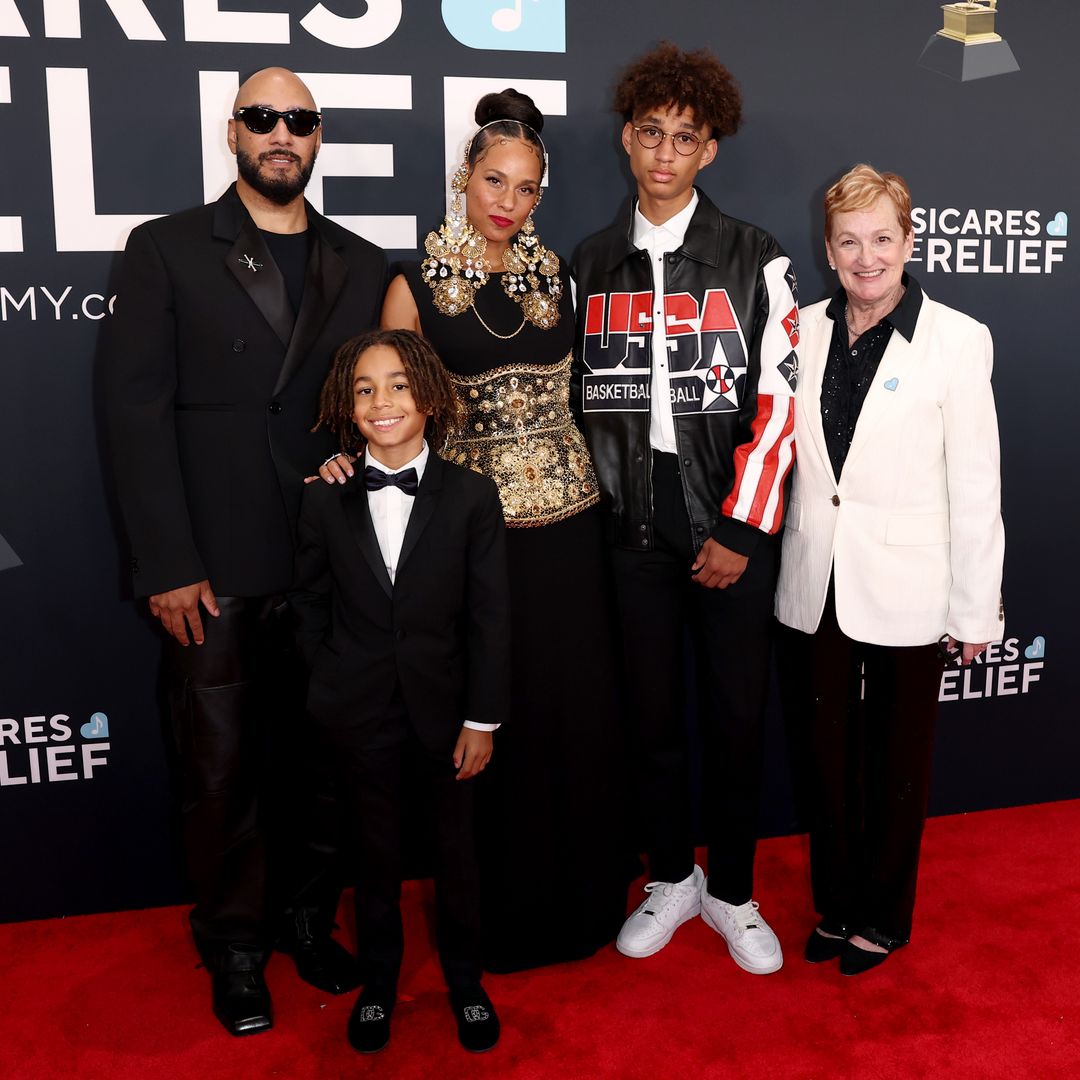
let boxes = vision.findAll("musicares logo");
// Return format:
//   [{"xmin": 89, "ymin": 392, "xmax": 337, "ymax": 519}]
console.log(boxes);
[
  {"xmin": 910, "ymin": 207, "xmax": 1068, "ymax": 275},
  {"xmin": 938, "ymin": 634, "xmax": 1045, "ymax": 703},
  {"xmin": 0, "ymin": 711, "xmax": 111, "ymax": 787}
]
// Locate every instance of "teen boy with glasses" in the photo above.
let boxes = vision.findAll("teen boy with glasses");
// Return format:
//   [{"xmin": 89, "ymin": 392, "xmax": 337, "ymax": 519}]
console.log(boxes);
[
  {"xmin": 102, "ymin": 67, "xmax": 387, "ymax": 1034},
  {"xmin": 571, "ymin": 43, "xmax": 800, "ymax": 974}
]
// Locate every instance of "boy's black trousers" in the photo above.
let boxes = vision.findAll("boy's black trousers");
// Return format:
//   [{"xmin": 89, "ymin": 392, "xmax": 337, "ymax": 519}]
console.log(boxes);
[{"xmin": 610, "ymin": 452, "xmax": 778, "ymax": 904}]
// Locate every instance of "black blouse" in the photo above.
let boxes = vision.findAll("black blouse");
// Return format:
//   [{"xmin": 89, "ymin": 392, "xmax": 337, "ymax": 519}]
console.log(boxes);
[{"xmin": 820, "ymin": 273, "xmax": 923, "ymax": 481}]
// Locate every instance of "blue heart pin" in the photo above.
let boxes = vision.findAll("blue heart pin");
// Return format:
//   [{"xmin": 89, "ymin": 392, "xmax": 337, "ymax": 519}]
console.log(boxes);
[
  {"xmin": 1024, "ymin": 636, "xmax": 1046, "ymax": 660},
  {"xmin": 884, "ymin": 377, "xmax": 899, "ymax": 391}
]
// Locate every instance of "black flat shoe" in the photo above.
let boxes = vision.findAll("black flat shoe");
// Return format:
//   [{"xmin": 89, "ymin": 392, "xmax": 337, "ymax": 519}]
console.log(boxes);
[
  {"xmin": 449, "ymin": 986, "xmax": 500, "ymax": 1053},
  {"xmin": 348, "ymin": 985, "xmax": 395, "ymax": 1054},
  {"xmin": 804, "ymin": 920, "xmax": 852, "ymax": 964},
  {"xmin": 840, "ymin": 927, "xmax": 908, "ymax": 976},
  {"xmin": 210, "ymin": 944, "xmax": 272, "ymax": 1036},
  {"xmin": 279, "ymin": 909, "xmax": 361, "ymax": 995}
]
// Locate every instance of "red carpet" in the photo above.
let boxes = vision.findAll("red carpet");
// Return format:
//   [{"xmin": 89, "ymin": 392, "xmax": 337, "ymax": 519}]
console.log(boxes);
[{"xmin": 2, "ymin": 800, "xmax": 1079, "ymax": 1079}]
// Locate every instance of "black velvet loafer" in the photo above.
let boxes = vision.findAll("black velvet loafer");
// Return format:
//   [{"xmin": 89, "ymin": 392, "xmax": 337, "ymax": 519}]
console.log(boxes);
[
  {"xmin": 449, "ymin": 986, "xmax": 500, "ymax": 1053},
  {"xmin": 347, "ymin": 985, "xmax": 395, "ymax": 1054},
  {"xmin": 840, "ymin": 927, "xmax": 908, "ymax": 976},
  {"xmin": 211, "ymin": 944, "xmax": 272, "ymax": 1037},
  {"xmin": 804, "ymin": 920, "xmax": 852, "ymax": 964}
]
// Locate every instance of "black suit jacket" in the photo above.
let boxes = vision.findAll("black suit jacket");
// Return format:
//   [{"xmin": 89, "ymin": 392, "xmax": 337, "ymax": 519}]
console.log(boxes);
[
  {"xmin": 289, "ymin": 454, "xmax": 512, "ymax": 753},
  {"xmin": 102, "ymin": 184, "xmax": 388, "ymax": 598}
]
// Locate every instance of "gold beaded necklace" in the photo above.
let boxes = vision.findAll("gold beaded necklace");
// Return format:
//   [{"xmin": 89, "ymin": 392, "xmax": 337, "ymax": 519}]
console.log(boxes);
[{"xmin": 471, "ymin": 303, "xmax": 527, "ymax": 340}]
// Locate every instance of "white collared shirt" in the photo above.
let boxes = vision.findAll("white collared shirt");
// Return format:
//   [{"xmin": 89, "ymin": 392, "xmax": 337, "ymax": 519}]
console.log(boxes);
[
  {"xmin": 365, "ymin": 442, "xmax": 497, "ymax": 732},
  {"xmin": 365, "ymin": 442, "xmax": 428, "ymax": 586},
  {"xmin": 633, "ymin": 190, "xmax": 699, "ymax": 454}
]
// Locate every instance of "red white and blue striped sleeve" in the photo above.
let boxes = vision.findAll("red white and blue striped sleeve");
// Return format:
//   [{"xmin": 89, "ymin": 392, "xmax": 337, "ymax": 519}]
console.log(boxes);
[{"xmin": 718, "ymin": 256, "xmax": 799, "ymax": 545}]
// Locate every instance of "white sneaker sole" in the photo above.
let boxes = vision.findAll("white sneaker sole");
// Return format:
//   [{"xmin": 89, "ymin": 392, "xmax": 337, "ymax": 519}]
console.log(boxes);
[
  {"xmin": 700, "ymin": 905, "xmax": 784, "ymax": 974},
  {"xmin": 615, "ymin": 900, "xmax": 701, "ymax": 959}
]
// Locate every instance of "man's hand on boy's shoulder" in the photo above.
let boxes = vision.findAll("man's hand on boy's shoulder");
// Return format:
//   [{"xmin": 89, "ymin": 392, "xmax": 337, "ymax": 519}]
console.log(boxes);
[
  {"xmin": 453, "ymin": 727, "xmax": 493, "ymax": 781},
  {"xmin": 307, "ymin": 452, "xmax": 356, "ymax": 485}
]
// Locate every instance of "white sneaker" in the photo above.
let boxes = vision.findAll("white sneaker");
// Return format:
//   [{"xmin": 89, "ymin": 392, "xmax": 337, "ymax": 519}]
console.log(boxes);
[
  {"xmin": 700, "ymin": 881, "xmax": 783, "ymax": 974},
  {"xmin": 616, "ymin": 866, "xmax": 703, "ymax": 958}
]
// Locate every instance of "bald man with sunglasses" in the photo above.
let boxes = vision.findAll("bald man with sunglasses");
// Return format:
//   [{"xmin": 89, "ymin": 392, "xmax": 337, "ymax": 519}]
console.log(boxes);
[{"xmin": 102, "ymin": 68, "xmax": 387, "ymax": 1036}]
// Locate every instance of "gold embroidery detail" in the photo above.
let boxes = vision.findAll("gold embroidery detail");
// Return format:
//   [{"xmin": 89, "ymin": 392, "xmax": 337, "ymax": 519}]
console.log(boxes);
[{"xmin": 445, "ymin": 353, "xmax": 600, "ymax": 528}]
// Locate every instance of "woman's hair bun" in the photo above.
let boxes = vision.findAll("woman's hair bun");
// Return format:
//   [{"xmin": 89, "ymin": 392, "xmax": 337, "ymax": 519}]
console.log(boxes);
[{"xmin": 474, "ymin": 88, "xmax": 544, "ymax": 132}]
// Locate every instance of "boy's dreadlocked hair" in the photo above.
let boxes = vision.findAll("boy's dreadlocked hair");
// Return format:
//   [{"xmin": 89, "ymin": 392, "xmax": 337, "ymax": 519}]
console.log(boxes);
[
  {"xmin": 613, "ymin": 42, "xmax": 742, "ymax": 140},
  {"xmin": 313, "ymin": 328, "xmax": 465, "ymax": 455}
]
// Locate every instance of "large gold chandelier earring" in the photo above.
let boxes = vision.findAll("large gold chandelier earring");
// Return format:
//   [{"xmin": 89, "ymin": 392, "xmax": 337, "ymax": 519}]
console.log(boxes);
[
  {"xmin": 421, "ymin": 152, "xmax": 491, "ymax": 316},
  {"xmin": 502, "ymin": 191, "xmax": 562, "ymax": 329}
]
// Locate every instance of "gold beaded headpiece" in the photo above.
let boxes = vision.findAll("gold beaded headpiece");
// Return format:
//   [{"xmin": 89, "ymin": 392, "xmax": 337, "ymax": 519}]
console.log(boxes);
[{"xmin": 422, "ymin": 119, "xmax": 561, "ymax": 330}]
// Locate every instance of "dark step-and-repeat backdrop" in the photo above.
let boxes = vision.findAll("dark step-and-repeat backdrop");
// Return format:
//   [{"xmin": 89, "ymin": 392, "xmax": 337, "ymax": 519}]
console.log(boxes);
[{"xmin": 1, "ymin": 1, "xmax": 1076, "ymax": 922}]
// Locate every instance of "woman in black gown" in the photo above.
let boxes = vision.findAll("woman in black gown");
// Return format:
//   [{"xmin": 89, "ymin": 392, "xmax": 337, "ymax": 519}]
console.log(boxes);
[{"xmin": 379, "ymin": 90, "xmax": 634, "ymax": 972}]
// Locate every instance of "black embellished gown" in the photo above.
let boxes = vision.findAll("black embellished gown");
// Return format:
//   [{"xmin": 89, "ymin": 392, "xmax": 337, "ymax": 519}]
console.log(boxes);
[{"xmin": 400, "ymin": 260, "xmax": 635, "ymax": 972}]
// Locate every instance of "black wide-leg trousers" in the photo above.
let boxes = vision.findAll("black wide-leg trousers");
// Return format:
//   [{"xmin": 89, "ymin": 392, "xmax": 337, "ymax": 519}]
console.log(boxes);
[
  {"xmin": 165, "ymin": 595, "xmax": 340, "ymax": 964},
  {"xmin": 778, "ymin": 588, "xmax": 944, "ymax": 941},
  {"xmin": 610, "ymin": 452, "xmax": 778, "ymax": 905}
]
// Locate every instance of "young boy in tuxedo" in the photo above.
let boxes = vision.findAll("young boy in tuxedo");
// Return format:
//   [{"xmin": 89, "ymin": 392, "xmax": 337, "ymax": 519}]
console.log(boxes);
[{"xmin": 290, "ymin": 328, "xmax": 510, "ymax": 1053}]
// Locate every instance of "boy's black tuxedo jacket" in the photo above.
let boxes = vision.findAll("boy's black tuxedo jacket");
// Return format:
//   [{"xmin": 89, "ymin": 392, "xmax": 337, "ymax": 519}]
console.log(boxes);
[
  {"xmin": 289, "ymin": 453, "xmax": 512, "ymax": 753},
  {"xmin": 102, "ymin": 184, "xmax": 388, "ymax": 598}
]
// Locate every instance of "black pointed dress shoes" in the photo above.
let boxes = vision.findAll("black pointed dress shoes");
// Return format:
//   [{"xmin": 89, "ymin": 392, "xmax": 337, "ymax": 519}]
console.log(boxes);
[
  {"xmin": 804, "ymin": 919, "xmax": 852, "ymax": 963},
  {"xmin": 840, "ymin": 926, "xmax": 908, "ymax": 976},
  {"xmin": 210, "ymin": 943, "xmax": 272, "ymax": 1036},
  {"xmin": 279, "ymin": 907, "xmax": 361, "ymax": 995}
]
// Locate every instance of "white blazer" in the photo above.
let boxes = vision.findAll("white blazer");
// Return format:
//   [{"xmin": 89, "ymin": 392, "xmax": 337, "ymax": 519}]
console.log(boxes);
[{"xmin": 775, "ymin": 291, "xmax": 1005, "ymax": 647}]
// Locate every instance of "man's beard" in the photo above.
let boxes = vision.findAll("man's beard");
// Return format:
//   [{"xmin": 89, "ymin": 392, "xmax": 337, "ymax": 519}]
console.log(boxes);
[{"xmin": 237, "ymin": 149, "xmax": 316, "ymax": 206}]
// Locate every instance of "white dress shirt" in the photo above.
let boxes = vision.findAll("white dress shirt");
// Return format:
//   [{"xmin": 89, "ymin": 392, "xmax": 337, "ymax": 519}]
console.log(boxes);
[
  {"xmin": 365, "ymin": 442, "xmax": 427, "ymax": 586},
  {"xmin": 632, "ymin": 190, "xmax": 699, "ymax": 454},
  {"xmin": 365, "ymin": 442, "xmax": 497, "ymax": 732}
]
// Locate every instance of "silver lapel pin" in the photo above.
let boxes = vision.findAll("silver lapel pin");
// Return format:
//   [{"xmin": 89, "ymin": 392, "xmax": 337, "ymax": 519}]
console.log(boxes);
[{"xmin": 239, "ymin": 254, "xmax": 263, "ymax": 272}]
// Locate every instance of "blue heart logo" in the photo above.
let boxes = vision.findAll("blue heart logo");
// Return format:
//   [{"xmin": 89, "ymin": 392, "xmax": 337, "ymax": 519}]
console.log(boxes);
[
  {"xmin": 81, "ymin": 712, "xmax": 109, "ymax": 739},
  {"xmin": 442, "ymin": 0, "xmax": 566, "ymax": 52},
  {"xmin": 1046, "ymin": 212, "xmax": 1068, "ymax": 237},
  {"xmin": 884, "ymin": 377, "xmax": 899, "ymax": 391},
  {"xmin": 1023, "ymin": 636, "xmax": 1046, "ymax": 660}
]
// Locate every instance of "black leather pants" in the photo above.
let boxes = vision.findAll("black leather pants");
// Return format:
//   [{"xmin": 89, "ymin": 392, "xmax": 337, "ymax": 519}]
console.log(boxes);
[{"xmin": 165, "ymin": 595, "xmax": 338, "ymax": 965}]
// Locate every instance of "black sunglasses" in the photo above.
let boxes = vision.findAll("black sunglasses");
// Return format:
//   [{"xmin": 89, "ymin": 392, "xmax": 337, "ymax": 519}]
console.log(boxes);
[{"xmin": 233, "ymin": 106, "xmax": 322, "ymax": 138}]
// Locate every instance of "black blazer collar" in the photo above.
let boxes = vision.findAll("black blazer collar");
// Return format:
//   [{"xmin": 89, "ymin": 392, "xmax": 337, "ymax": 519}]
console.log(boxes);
[
  {"xmin": 397, "ymin": 452, "xmax": 445, "ymax": 576},
  {"xmin": 600, "ymin": 186, "xmax": 724, "ymax": 272},
  {"xmin": 341, "ymin": 453, "xmax": 447, "ymax": 598},
  {"xmin": 213, "ymin": 184, "xmax": 350, "ymax": 392},
  {"xmin": 274, "ymin": 208, "xmax": 348, "ymax": 395},
  {"xmin": 218, "ymin": 186, "xmax": 294, "ymax": 346},
  {"xmin": 342, "ymin": 474, "xmax": 393, "ymax": 600}
]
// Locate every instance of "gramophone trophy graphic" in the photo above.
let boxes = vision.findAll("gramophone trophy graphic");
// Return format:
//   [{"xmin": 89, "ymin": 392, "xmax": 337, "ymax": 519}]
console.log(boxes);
[{"xmin": 918, "ymin": 0, "xmax": 1020, "ymax": 81}]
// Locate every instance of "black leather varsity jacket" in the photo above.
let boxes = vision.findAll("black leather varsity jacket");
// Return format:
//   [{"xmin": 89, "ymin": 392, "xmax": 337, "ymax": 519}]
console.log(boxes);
[{"xmin": 571, "ymin": 189, "xmax": 800, "ymax": 556}]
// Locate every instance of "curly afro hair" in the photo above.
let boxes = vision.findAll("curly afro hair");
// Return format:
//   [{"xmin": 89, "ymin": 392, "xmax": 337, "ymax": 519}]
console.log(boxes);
[{"xmin": 613, "ymin": 42, "xmax": 742, "ymax": 140}]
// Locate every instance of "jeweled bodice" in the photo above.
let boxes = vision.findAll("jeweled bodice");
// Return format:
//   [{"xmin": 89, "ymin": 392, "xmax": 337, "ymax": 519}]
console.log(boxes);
[{"xmin": 444, "ymin": 353, "xmax": 599, "ymax": 527}]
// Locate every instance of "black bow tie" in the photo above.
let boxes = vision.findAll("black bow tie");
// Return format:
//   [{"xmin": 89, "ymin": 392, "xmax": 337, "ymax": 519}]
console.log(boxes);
[{"xmin": 363, "ymin": 465, "xmax": 419, "ymax": 496}]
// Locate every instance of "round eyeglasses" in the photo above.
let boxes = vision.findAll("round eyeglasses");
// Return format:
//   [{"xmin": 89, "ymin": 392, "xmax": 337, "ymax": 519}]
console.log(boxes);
[{"xmin": 632, "ymin": 124, "xmax": 704, "ymax": 156}]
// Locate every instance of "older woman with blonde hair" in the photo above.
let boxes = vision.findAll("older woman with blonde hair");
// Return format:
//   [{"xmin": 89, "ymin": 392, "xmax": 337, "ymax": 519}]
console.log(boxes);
[{"xmin": 775, "ymin": 164, "xmax": 1004, "ymax": 974}]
